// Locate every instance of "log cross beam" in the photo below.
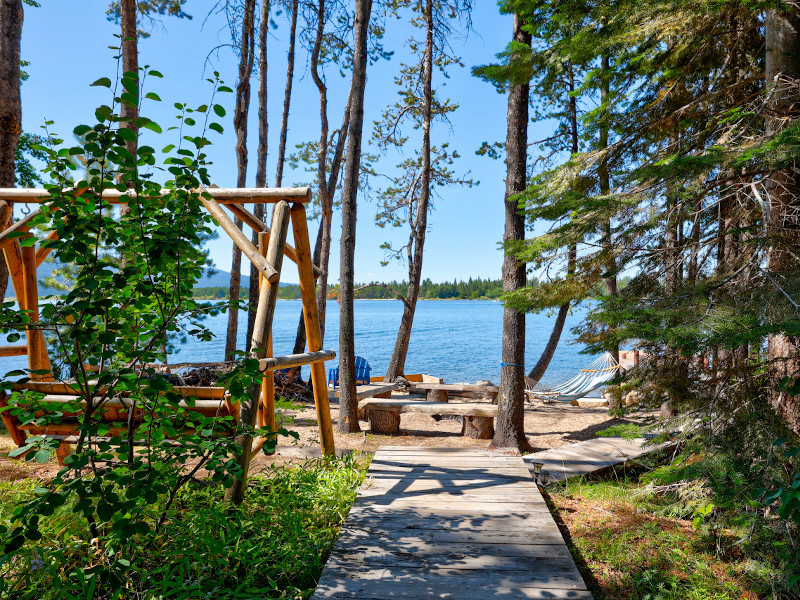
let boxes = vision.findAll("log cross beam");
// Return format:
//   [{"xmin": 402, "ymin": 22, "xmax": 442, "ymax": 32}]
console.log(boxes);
[
  {"xmin": 200, "ymin": 195, "xmax": 280, "ymax": 283},
  {"xmin": 226, "ymin": 202, "xmax": 323, "ymax": 279}
]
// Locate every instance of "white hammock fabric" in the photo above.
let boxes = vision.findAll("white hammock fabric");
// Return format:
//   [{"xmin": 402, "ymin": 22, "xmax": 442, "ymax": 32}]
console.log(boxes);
[{"xmin": 524, "ymin": 352, "xmax": 620, "ymax": 403}]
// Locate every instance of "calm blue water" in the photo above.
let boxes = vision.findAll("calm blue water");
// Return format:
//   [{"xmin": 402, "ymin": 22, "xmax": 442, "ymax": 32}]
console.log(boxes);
[{"xmin": 2, "ymin": 300, "xmax": 597, "ymax": 389}]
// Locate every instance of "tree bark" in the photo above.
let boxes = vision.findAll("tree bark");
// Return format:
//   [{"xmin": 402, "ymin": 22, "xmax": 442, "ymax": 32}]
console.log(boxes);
[
  {"xmin": 0, "ymin": 0, "xmax": 22, "ymax": 299},
  {"xmin": 492, "ymin": 13, "xmax": 532, "ymax": 452},
  {"xmin": 599, "ymin": 48, "xmax": 618, "ymax": 364},
  {"xmin": 766, "ymin": 7, "xmax": 800, "ymax": 431},
  {"xmin": 293, "ymin": 0, "xmax": 351, "ymax": 355},
  {"xmin": 247, "ymin": 0, "xmax": 270, "ymax": 346},
  {"xmin": 118, "ymin": 0, "xmax": 137, "ymax": 221},
  {"xmin": 338, "ymin": 0, "xmax": 373, "ymax": 432},
  {"xmin": 226, "ymin": 0, "xmax": 257, "ymax": 361},
  {"xmin": 274, "ymin": 0, "xmax": 297, "ymax": 188},
  {"xmin": 383, "ymin": 0, "xmax": 434, "ymax": 381}
]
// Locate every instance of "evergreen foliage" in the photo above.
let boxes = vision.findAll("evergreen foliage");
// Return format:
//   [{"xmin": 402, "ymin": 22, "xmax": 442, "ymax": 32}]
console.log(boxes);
[{"xmin": 480, "ymin": 0, "xmax": 800, "ymax": 591}]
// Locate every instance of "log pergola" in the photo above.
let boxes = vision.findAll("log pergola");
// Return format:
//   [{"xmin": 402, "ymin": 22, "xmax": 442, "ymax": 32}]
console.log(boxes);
[{"xmin": 0, "ymin": 187, "xmax": 337, "ymax": 464}]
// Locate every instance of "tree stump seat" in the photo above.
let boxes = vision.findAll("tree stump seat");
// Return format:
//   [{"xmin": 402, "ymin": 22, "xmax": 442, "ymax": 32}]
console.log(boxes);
[{"xmin": 358, "ymin": 396, "xmax": 498, "ymax": 439}]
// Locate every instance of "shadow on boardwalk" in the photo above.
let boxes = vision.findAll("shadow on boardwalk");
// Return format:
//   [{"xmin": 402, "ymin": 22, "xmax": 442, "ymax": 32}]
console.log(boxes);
[{"xmin": 312, "ymin": 447, "xmax": 593, "ymax": 599}]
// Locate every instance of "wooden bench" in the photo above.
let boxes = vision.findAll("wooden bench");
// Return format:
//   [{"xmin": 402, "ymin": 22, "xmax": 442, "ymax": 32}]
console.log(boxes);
[
  {"xmin": 407, "ymin": 382, "xmax": 499, "ymax": 403},
  {"xmin": 0, "ymin": 381, "xmax": 236, "ymax": 462},
  {"xmin": 358, "ymin": 396, "xmax": 498, "ymax": 439}
]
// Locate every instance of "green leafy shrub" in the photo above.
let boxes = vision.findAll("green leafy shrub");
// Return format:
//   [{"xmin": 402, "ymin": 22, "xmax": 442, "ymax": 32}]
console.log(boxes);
[{"xmin": 0, "ymin": 64, "xmax": 292, "ymax": 597}]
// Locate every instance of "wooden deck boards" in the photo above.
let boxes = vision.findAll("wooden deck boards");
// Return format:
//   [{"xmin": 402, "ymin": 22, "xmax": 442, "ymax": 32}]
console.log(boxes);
[
  {"xmin": 524, "ymin": 437, "xmax": 670, "ymax": 482},
  {"xmin": 312, "ymin": 447, "xmax": 592, "ymax": 600}
]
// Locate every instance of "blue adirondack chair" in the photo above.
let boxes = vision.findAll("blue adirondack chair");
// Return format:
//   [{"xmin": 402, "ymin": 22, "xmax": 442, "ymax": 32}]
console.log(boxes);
[{"xmin": 328, "ymin": 356, "xmax": 371, "ymax": 388}]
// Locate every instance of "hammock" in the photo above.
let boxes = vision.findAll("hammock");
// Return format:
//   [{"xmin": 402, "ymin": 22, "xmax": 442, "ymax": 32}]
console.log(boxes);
[{"xmin": 524, "ymin": 352, "xmax": 620, "ymax": 402}]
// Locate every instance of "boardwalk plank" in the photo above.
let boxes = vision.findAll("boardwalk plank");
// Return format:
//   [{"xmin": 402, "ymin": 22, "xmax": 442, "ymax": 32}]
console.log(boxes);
[{"xmin": 311, "ymin": 447, "xmax": 591, "ymax": 599}]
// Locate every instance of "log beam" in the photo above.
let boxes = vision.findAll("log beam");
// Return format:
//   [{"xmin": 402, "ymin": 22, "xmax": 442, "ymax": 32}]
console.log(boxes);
[
  {"xmin": 291, "ymin": 202, "xmax": 335, "ymax": 456},
  {"xmin": 200, "ymin": 195, "xmax": 279, "ymax": 283}
]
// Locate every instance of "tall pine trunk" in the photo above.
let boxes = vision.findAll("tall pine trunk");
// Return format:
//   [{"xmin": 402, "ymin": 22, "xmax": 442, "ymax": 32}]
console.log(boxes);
[
  {"xmin": 293, "ymin": 0, "xmax": 351, "ymax": 356},
  {"xmin": 765, "ymin": 8, "xmax": 800, "ymax": 430},
  {"xmin": 0, "ymin": 0, "xmax": 22, "ymax": 298},
  {"xmin": 383, "ymin": 0, "xmax": 434, "ymax": 381},
  {"xmin": 118, "ymin": 0, "xmax": 137, "ymax": 225},
  {"xmin": 274, "ymin": 0, "xmax": 297, "ymax": 188},
  {"xmin": 226, "ymin": 0, "xmax": 256, "ymax": 360},
  {"xmin": 599, "ymin": 49, "xmax": 618, "ymax": 364},
  {"xmin": 492, "ymin": 13, "xmax": 532, "ymax": 452},
  {"xmin": 338, "ymin": 0, "xmax": 373, "ymax": 432},
  {"xmin": 247, "ymin": 0, "xmax": 270, "ymax": 346}
]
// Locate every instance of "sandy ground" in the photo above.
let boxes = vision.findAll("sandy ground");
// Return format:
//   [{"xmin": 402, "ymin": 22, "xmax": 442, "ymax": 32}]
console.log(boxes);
[{"xmin": 0, "ymin": 394, "xmax": 650, "ymax": 481}]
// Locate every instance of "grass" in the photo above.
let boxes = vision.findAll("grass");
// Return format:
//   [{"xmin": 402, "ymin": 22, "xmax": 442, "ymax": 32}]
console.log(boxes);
[
  {"xmin": 0, "ymin": 453, "xmax": 367, "ymax": 599},
  {"xmin": 547, "ymin": 476, "xmax": 782, "ymax": 600}
]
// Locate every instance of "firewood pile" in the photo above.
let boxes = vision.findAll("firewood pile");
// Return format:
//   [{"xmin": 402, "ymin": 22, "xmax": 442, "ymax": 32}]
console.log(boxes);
[{"xmin": 152, "ymin": 363, "xmax": 314, "ymax": 404}]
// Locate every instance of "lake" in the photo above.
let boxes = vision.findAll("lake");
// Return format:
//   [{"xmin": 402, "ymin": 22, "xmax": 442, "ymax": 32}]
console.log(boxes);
[{"xmin": 2, "ymin": 300, "xmax": 599, "ymax": 391}]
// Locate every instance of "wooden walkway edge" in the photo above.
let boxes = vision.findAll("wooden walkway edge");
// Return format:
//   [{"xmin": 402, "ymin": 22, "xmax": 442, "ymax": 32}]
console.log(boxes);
[
  {"xmin": 313, "ymin": 447, "xmax": 592, "ymax": 599},
  {"xmin": 524, "ymin": 436, "xmax": 672, "ymax": 482}
]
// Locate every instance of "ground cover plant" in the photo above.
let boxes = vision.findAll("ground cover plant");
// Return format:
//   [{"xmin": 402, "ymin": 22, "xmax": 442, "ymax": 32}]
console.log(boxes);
[
  {"xmin": 0, "ymin": 454, "xmax": 366, "ymax": 599},
  {"xmin": 546, "ymin": 453, "xmax": 791, "ymax": 600}
]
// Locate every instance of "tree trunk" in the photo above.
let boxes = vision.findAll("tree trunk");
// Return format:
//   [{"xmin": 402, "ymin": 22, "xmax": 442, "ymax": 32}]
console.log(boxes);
[
  {"xmin": 118, "ymin": 0, "xmax": 137, "ymax": 222},
  {"xmin": 274, "ymin": 0, "xmax": 297, "ymax": 188},
  {"xmin": 293, "ymin": 0, "xmax": 351, "ymax": 355},
  {"xmin": 247, "ymin": 0, "xmax": 270, "ymax": 346},
  {"xmin": 0, "ymin": 0, "xmax": 22, "ymax": 299},
  {"xmin": 599, "ymin": 48, "xmax": 618, "ymax": 364},
  {"xmin": 766, "ymin": 8, "xmax": 800, "ymax": 431},
  {"xmin": 492, "ymin": 13, "xmax": 532, "ymax": 453},
  {"xmin": 383, "ymin": 0, "xmax": 434, "ymax": 381},
  {"xmin": 226, "ymin": 0, "xmax": 257, "ymax": 361},
  {"xmin": 338, "ymin": 0, "xmax": 373, "ymax": 432}
]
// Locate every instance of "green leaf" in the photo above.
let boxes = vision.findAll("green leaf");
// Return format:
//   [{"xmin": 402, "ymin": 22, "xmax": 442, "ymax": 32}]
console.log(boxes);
[
  {"xmin": 142, "ymin": 121, "xmax": 163, "ymax": 134},
  {"xmin": 33, "ymin": 449, "xmax": 50, "ymax": 463},
  {"xmin": 218, "ymin": 85, "xmax": 233, "ymax": 93},
  {"xmin": 118, "ymin": 128, "xmax": 137, "ymax": 143},
  {"xmin": 209, "ymin": 122, "xmax": 224, "ymax": 134},
  {"xmin": 91, "ymin": 77, "xmax": 112, "ymax": 88},
  {"xmin": 145, "ymin": 92, "xmax": 161, "ymax": 102},
  {"xmin": 149, "ymin": 70, "xmax": 163, "ymax": 78}
]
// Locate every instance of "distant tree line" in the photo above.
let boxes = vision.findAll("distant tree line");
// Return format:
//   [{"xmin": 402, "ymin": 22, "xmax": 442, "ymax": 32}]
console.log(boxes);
[{"xmin": 193, "ymin": 276, "xmax": 631, "ymax": 302}]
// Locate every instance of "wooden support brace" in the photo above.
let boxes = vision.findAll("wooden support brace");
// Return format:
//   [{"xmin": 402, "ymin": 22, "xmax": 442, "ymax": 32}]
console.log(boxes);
[
  {"xmin": 257, "ymin": 230, "xmax": 275, "ymax": 455},
  {"xmin": 290, "ymin": 202, "xmax": 335, "ymax": 456},
  {"xmin": 227, "ymin": 203, "xmax": 323, "ymax": 278},
  {"xmin": 200, "ymin": 195, "xmax": 279, "ymax": 283},
  {"xmin": 4, "ymin": 240, "xmax": 26, "ymax": 310},
  {"xmin": 35, "ymin": 230, "xmax": 59, "ymax": 267},
  {"xmin": 225, "ymin": 201, "xmax": 291, "ymax": 505},
  {"xmin": 257, "ymin": 350, "xmax": 337, "ymax": 372}
]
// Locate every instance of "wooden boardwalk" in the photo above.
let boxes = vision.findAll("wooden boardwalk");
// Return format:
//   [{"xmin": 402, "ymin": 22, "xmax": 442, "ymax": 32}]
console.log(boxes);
[
  {"xmin": 524, "ymin": 437, "xmax": 671, "ymax": 482},
  {"xmin": 313, "ymin": 447, "xmax": 592, "ymax": 599}
]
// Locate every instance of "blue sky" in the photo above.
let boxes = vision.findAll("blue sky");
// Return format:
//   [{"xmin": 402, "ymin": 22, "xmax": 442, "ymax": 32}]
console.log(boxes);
[{"xmin": 20, "ymin": 1, "xmax": 552, "ymax": 285}]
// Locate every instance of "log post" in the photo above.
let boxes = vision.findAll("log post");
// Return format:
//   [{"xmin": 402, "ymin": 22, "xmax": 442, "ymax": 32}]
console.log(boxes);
[
  {"xmin": 225, "ymin": 201, "xmax": 290, "ymax": 505},
  {"xmin": 21, "ymin": 244, "xmax": 51, "ymax": 380},
  {"xmin": 290, "ymin": 202, "xmax": 335, "ymax": 456},
  {"xmin": 258, "ymin": 230, "xmax": 276, "ymax": 455}
]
